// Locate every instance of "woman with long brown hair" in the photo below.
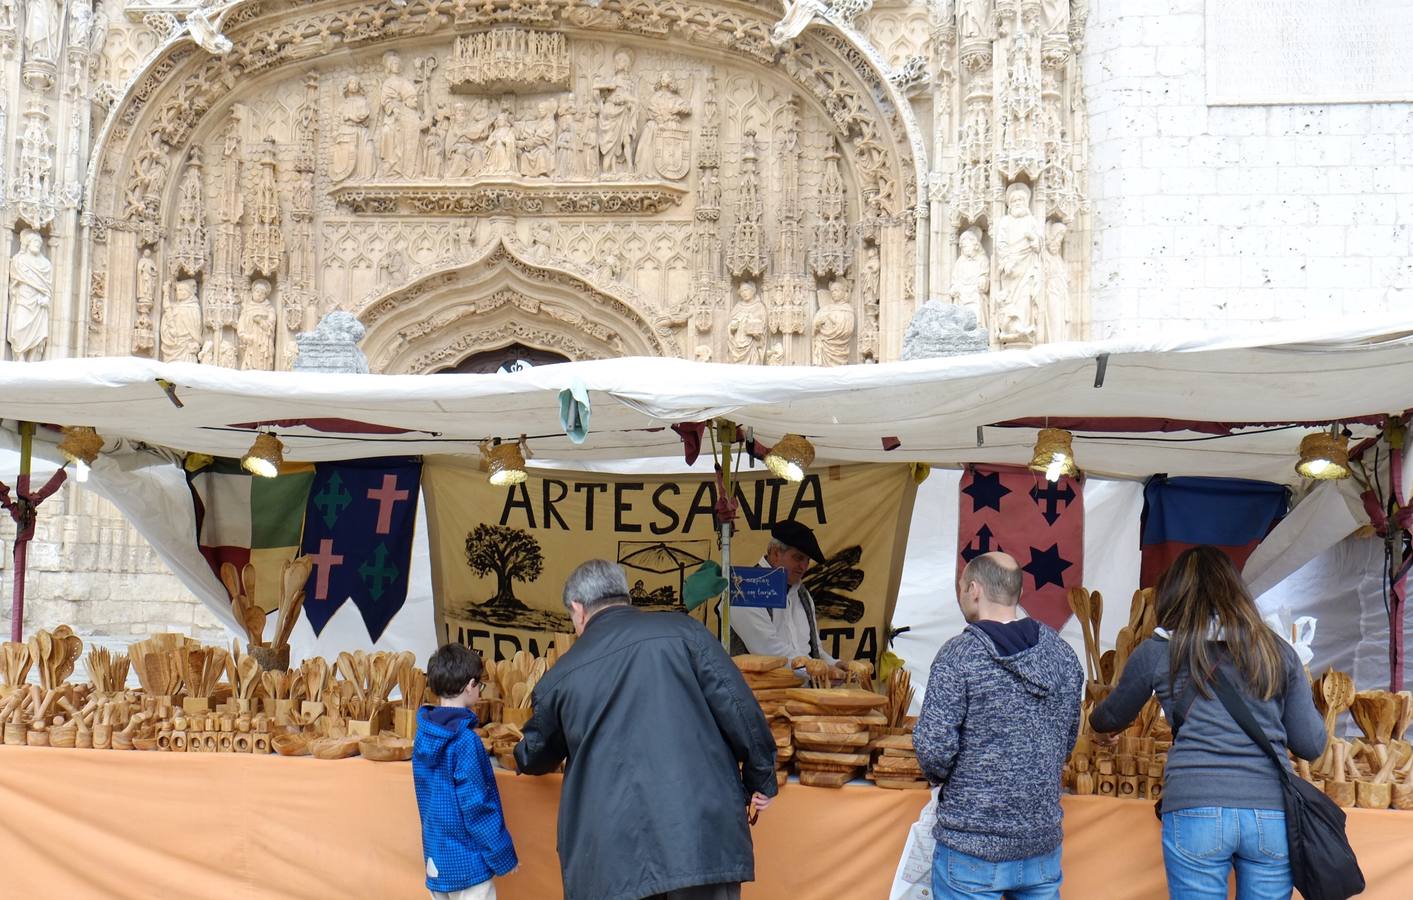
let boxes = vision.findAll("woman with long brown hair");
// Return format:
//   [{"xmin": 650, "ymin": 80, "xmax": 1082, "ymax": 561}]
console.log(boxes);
[{"xmin": 1090, "ymin": 545, "xmax": 1325, "ymax": 899}]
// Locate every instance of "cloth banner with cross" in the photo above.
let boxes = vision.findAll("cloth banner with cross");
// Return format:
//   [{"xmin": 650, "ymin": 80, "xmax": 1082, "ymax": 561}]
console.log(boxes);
[
  {"xmin": 956, "ymin": 463, "xmax": 1084, "ymax": 629},
  {"xmin": 189, "ymin": 456, "xmax": 422, "ymax": 641}
]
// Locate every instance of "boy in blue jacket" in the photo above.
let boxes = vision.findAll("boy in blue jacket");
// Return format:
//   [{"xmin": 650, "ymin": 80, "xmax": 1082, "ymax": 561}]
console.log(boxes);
[{"xmin": 414, "ymin": 644, "xmax": 518, "ymax": 900}]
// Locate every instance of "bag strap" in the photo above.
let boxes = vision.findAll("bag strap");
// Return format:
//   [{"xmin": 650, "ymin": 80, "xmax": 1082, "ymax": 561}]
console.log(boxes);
[{"xmin": 1209, "ymin": 668, "xmax": 1291, "ymax": 781}]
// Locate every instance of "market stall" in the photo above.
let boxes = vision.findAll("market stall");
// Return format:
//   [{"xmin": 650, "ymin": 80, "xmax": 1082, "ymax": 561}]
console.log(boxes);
[
  {"xmin": 3, "ymin": 322, "xmax": 1413, "ymax": 898},
  {"xmin": 2, "ymin": 745, "xmax": 1411, "ymax": 900}
]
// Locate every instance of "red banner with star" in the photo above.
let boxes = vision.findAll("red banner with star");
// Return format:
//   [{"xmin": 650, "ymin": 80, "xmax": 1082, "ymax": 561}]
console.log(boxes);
[{"xmin": 957, "ymin": 464, "xmax": 1084, "ymax": 629}]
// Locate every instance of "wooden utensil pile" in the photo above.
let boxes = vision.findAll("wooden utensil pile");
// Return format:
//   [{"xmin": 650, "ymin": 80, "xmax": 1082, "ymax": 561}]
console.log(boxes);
[
  {"xmin": 398, "ymin": 666, "xmax": 427, "ymax": 710},
  {"xmin": 1323, "ymin": 689, "xmax": 1413, "ymax": 810},
  {"xmin": 180, "ymin": 646, "xmax": 229, "ymax": 699},
  {"xmin": 1067, "ymin": 587, "xmax": 1105, "ymax": 694},
  {"xmin": 86, "ymin": 647, "xmax": 130, "ymax": 694},
  {"xmin": 28, "ymin": 626, "xmax": 83, "ymax": 691},
  {"xmin": 334, "ymin": 650, "xmax": 412, "ymax": 722},
  {"xmin": 221, "ymin": 562, "xmax": 267, "ymax": 647},
  {"xmin": 1110, "ymin": 588, "xmax": 1156, "ymax": 686},
  {"xmin": 884, "ymin": 668, "xmax": 914, "ymax": 730},
  {"xmin": 128, "ymin": 634, "xmax": 198, "ymax": 698},
  {"xmin": 786, "ymin": 688, "xmax": 888, "ymax": 788},
  {"xmin": 733, "ymin": 655, "xmax": 797, "ymax": 785},
  {"xmin": 1, "ymin": 641, "xmax": 32, "ymax": 691},
  {"xmin": 1066, "ymin": 694, "xmax": 1169, "ymax": 802},
  {"xmin": 870, "ymin": 733, "xmax": 927, "ymax": 789},
  {"xmin": 271, "ymin": 556, "xmax": 312, "ymax": 650},
  {"xmin": 483, "ymin": 651, "xmax": 547, "ymax": 728}
]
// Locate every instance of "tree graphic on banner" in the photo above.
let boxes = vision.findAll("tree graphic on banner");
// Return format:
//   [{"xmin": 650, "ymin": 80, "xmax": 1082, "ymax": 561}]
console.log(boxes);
[{"xmin": 465, "ymin": 524, "xmax": 544, "ymax": 612}]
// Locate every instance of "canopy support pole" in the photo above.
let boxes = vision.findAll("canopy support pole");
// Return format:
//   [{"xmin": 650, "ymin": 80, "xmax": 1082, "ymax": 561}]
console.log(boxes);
[
  {"xmin": 716, "ymin": 420, "xmax": 737, "ymax": 654},
  {"xmin": 1388, "ymin": 419, "xmax": 1409, "ymax": 690},
  {"xmin": 1, "ymin": 422, "xmax": 68, "ymax": 642}
]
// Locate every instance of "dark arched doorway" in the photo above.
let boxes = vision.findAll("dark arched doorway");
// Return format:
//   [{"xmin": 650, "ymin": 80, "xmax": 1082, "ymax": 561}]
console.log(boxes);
[{"xmin": 435, "ymin": 343, "xmax": 572, "ymax": 374}]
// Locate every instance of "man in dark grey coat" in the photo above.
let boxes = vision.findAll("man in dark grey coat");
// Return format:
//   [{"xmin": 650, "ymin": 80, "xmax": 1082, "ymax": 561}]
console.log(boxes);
[
  {"xmin": 515, "ymin": 559, "xmax": 778, "ymax": 900},
  {"xmin": 914, "ymin": 552, "xmax": 1084, "ymax": 900}
]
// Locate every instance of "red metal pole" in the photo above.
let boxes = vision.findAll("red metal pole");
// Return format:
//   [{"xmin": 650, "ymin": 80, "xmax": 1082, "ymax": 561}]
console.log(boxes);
[
  {"xmin": 9, "ymin": 422, "xmax": 34, "ymax": 643},
  {"xmin": 1391, "ymin": 432, "xmax": 1408, "ymax": 691}
]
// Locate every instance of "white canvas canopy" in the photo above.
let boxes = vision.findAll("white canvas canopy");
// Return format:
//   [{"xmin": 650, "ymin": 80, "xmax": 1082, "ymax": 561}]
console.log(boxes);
[{"xmin": 2, "ymin": 317, "xmax": 1412, "ymax": 483}]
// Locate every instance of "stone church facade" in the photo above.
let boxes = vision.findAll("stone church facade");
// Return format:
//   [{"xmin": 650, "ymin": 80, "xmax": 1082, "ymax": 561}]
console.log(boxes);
[{"xmin": 0, "ymin": 0, "xmax": 1409, "ymax": 641}]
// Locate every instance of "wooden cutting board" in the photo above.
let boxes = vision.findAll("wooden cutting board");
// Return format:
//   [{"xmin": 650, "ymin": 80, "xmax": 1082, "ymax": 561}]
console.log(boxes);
[
  {"xmin": 794, "ymin": 730, "xmax": 871, "ymax": 749},
  {"xmin": 792, "ymin": 720, "xmax": 868, "ymax": 735},
  {"xmin": 786, "ymin": 688, "xmax": 888, "ymax": 709},
  {"xmin": 787, "ymin": 709, "xmax": 888, "ymax": 724},
  {"xmin": 733, "ymin": 654, "xmax": 790, "ymax": 673},
  {"xmin": 874, "ymin": 777, "xmax": 931, "ymax": 790},
  {"xmin": 873, "ymin": 756, "xmax": 924, "ymax": 775},
  {"xmin": 874, "ymin": 733, "xmax": 915, "ymax": 751},
  {"xmin": 752, "ymin": 688, "xmax": 798, "ymax": 702},
  {"xmin": 745, "ymin": 670, "xmax": 805, "ymax": 690},
  {"xmin": 799, "ymin": 769, "xmax": 855, "ymax": 788},
  {"xmin": 797, "ymin": 749, "xmax": 872, "ymax": 766}
]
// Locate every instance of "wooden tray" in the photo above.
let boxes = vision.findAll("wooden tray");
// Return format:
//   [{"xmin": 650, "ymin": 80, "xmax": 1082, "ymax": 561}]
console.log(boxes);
[
  {"xmin": 752, "ymin": 689, "xmax": 798, "ymax": 702},
  {"xmin": 309, "ymin": 736, "xmax": 361, "ymax": 760},
  {"xmin": 873, "ymin": 757, "xmax": 924, "ymax": 775},
  {"xmin": 745, "ymin": 670, "xmax": 805, "ymax": 690},
  {"xmin": 797, "ymin": 749, "xmax": 872, "ymax": 766},
  {"xmin": 786, "ymin": 689, "xmax": 888, "ymax": 709},
  {"xmin": 874, "ymin": 733, "xmax": 915, "ymax": 751},
  {"xmin": 799, "ymin": 769, "xmax": 855, "ymax": 788},
  {"xmin": 358, "ymin": 736, "xmax": 414, "ymax": 762},
  {"xmin": 874, "ymin": 777, "xmax": 931, "ymax": 790},
  {"xmin": 794, "ymin": 731, "xmax": 871, "ymax": 749},
  {"xmin": 733, "ymin": 654, "xmax": 789, "ymax": 673}
]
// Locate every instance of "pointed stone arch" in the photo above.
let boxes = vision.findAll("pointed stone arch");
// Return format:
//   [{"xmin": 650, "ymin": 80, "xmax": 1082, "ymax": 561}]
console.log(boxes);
[{"xmin": 357, "ymin": 238, "xmax": 674, "ymax": 374}]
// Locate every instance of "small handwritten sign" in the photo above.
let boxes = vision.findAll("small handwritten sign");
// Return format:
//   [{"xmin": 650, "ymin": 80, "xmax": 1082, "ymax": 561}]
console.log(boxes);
[{"xmin": 730, "ymin": 566, "xmax": 787, "ymax": 609}]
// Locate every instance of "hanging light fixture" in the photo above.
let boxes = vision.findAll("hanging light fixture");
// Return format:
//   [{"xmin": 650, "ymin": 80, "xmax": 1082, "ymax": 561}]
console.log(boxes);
[
  {"xmin": 1028, "ymin": 427, "xmax": 1078, "ymax": 483},
  {"xmin": 482, "ymin": 438, "xmax": 529, "ymax": 487},
  {"xmin": 57, "ymin": 426, "xmax": 104, "ymax": 483},
  {"xmin": 765, "ymin": 434, "xmax": 815, "ymax": 483},
  {"xmin": 1295, "ymin": 430, "xmax": 1350, "ymax": 480},
  {"xmin": 241, "ymin": 432, "xmax": 284, "ymax": 478}
]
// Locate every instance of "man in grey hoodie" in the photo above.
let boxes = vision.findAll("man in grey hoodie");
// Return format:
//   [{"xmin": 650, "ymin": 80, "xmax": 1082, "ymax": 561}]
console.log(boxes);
[{"xmin": 914, "ymin": 552, "xmax": 1084, "ymax": 900}]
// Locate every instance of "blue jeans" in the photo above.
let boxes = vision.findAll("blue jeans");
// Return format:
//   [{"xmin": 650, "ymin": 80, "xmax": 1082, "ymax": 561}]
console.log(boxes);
[
  {"xmin": 931, "ymin": 843, "xmax": 1062, "ymax": 900},
  {"xmin": 1161, "ymin": 807, "xmax": 1292, "ymax": 899}
]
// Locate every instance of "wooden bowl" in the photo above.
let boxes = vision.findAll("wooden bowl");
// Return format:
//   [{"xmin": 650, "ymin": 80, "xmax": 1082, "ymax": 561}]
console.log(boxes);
[
  {"xmin": 308, "ymin": 736, "xmax": 361, "ymax": 760},
  {"xmin": 271, "ymin": 733, "xmax": 312, "ymax": 756},
  {"xmin": 132, "ymin": 735, "xmax": 160, "ymax": 752},
  {"xmin": 358, "ymin": 736, "xmax": 414, "ymax": 762}
]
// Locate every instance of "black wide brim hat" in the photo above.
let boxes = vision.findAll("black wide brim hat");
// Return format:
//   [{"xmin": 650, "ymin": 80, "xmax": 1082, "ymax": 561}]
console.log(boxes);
[{"xmin": 771, "ymin": 520, "xmax": 825, "ymax": 565}]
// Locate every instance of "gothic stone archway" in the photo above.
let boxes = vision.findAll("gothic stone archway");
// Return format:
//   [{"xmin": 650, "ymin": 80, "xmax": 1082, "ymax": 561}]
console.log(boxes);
[{"xmin": 358, "ymin": 237, "xmax": 673, "ymax": 374}]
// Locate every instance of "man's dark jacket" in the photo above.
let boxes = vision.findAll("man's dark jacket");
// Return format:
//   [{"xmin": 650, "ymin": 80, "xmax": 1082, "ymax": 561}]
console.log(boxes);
[{"xmin": 514, "ymin": 605, "xmax": 777, "ymax": 900}]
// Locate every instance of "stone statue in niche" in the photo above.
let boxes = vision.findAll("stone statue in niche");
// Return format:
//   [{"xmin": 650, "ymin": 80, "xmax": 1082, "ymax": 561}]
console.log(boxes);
[
  {"xmin": 694, "ymin": 345, "xmax": 713, "ymax": 363},
  {"xmin": 950, "ymin": 226, "xmax": 991, "ymax": 328},
  {"xmin": 637, "ymin": 73, "xmax": 691, "ymax": 180},
  {"xmin": 958, "ymin": 0, "xmax": 992, "ymax": 40},
  {"xmin": 483, "ymin": 105, "xmax": 520, "ymax": 176},
  {"xmin": 238, "ymin": 279, "xmax": 276, "ymax": 370},
  {"xmin": 0, "ymin": 0, "xmax": 13, "ymax": 30},
  {"xmin": 23, "ymin": 0, "xmax": 60, "ymax": 62},
  {"xmin": 330, "ymin": 77, "xmax": 374, "ymax": 183},
  {"xmin": 137, "ymin": 248, "xmax": 159, "ymax": 310},
  {"xmin": 597, "ymin": 48, "xmax": 640, "ymax": 177},
  {"xmin": 860, "ymin": 244, "xmax": 880, "ymax": 308},
  {"xmin": 518, "ymin": 100, "xmax": 557, "ymax": 178},
  {"xmin": 994, "ymin": 182, "xmax": 1043, "ymax": 346},
  {"xmin": 377, "ymin": 51, "xmax": 423, "ymax": 178},
  {"xmin": 421, "ymin": 104, "xmax": 450, "ymax": 179},
  {"xmin": 812, "ymin": 278, "xmax": 856, "ymax": 367},
  {"xmin": 1040, "ymin": 220, "xmax": 1069, "ymax": 344},
  {"xmin": 7, "ymin": 230, "xmax": 51, "ymax": 362},
  {"xmin": 726, "ymin": 280, "xmax": 767, "ymax": 365},
  {"xmin": 160, "ymin": 278, "xmax": 204, "ymax": 363},
  {"xmin": 1042, "ymin": 0, "xmax": 1070, "ymax": 37},
  {"xmin": 766, "ymin": 342, "xmax": 785, "ymax": 366},
  {"xmin": 555, "ymin": 96, "xmax": 579, "ymax": 178},
  {"xmin": 527, "ymin": 223, "xmax": 555, "ymax": 263}
]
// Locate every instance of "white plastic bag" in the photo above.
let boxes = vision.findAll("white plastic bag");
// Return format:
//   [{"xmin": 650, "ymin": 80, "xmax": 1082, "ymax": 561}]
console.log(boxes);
[{"xmin": 888, "ymin": 787, "xmax": 939, "ymax": 900}]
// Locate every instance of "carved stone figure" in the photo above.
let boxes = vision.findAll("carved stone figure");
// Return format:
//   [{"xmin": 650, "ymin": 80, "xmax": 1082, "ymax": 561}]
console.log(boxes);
[
  {"xmin": 421, "ymin": 104, "xmax": 449, "ymax": 179},
  {"xmin": 527, "ymin": 223, "xmax": 554, "ymax": 263},
  {"xmin": 770, "ymin": 0, "xmax": 825, "ymax": 46},
  {"xmin": 7, "ymin": 230, "xmax": 51, "ymax": 361},
  {"xmin": 173, "ymin": 148, "xmax": 208, "ymax": 278},
  {"xmin": 860, "ymin": 244, "xmax": 881, "ymax": 311},
  {"xmin": 518, "ymin": 100, "xmax": 557, "ymax": 178},
  {"xmin": 23, "ymin": 0, "xmax": 59, "ymax": 62},
  {"xmin": 446, "ymin": 100, "xmax": 491, "ymax": 178},
  {"xmin": 67, "ymin": 0, "xmax": 93, "ymax": 48},
  {"xmin": 160, "ymin": 278, "xmax": 204, "ymax": 363},
  {"xmin": 597, "ymin": 49, "xmax": 639, "ymax": 176},
  {"xmin": 812, "ymin": 278, "xmax": 856, "ymax": 367},
  {"xmin": 242, "ymin": 138, "xmax": 282, "ymax": 278},
  {"xmin": 693, "ymin": 345, "xmax": 713, "ymax": 363},
  {"xmin": 555, "ymin": 96, "xmax": 579, "ymax": 178},
  {"xmin": 237, "ymin": 279, "xmax": 276, "ymax": 370},
  {"xmin": 377, "ymin": 52, "xmax": 422, "ymax": 178},
  {"xmin": 994, "ymin": 182, "xmax": 1043, "ymax": 346},
  {"xmin": 137, "ymin": 248, "xmax": 159, "ymax": 309},
  {"xmin": 483, "ymin": 107, "xmax": 519, "ymax": 176},
  {"xmin": 1043, "ymin": 0, "xmax": 1070, "ymax": 36},
  {"xmin": 575, "ymin": 103, "xmax": 600, "ymax": 178},
  {"xmin": 636, "ymin": 73, "xmax": 691, "ymax": 180},
  {"xmin": 378, "ymin": 247, "xmax": 407, "ymax": 285},
  {"xmin": 330, "ymin": 77, "xmax": 375, "ymax": 183},
  {"xmin": 958, "ymin": 0, "xmax": 992, "ymax": 39},
  {"xmin": 950, "ymin": 226, "xmax": 991, "ymax": 328},
  {"xmin": 726, "ymin": 280, "xmax": 767, "ymax": 365},
  {"xmin": 766, "ymin": 343, "xmax": 785, "ymax": 366},
  {"xmin": 1040, "ymin": 220, "xmax": 1069, "ymax": 345}
]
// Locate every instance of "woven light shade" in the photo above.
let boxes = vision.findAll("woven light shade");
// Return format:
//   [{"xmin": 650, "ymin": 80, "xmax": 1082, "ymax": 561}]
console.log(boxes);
[
  {"xmin": 57, "ymin": 426, "xmax": 103, "ymax": 465},
  {"xmin": 765, "ymin": 434, "xmax": 815, "ymax": 483},
  {"xmin": 1296, "ymin": 432, "xmax": 1350, "ymax": 480},
  {"xmin": 484, "ymin": 440, "xmax": 528, "ymax": 487},
  {"xmin": 241, "ymin": 432, "xmax": 284, "ymax": 478},
  {"xmin": 1028, "ymin": 428, "xmax": 1078, "ymax": 482}
]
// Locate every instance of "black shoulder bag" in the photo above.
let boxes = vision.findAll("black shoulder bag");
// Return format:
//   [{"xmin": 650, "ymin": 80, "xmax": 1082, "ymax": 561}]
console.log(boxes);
[{"xmin": 1209, "ymin": 669, "xmax": 1365, "ymax": 900}]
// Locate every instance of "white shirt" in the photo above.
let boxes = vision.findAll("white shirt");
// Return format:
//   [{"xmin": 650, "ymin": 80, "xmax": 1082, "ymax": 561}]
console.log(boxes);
[{"xmin": 729, "ymin": 557, "xmax": 837, "ymax": 665}]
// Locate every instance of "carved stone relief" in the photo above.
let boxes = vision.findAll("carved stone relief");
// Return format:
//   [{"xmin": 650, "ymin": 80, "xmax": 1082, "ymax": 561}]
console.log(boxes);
[
  {"xmin": 930, "ymin": 0, "xmax": 1088, "ymax": 348},
  {"xmin": 81, "ymin": 0, "xmax": 922, "ymax": 370},
  {"xmin": 7, "ymin": 229, "xmax": 52, "ymax": 362}
]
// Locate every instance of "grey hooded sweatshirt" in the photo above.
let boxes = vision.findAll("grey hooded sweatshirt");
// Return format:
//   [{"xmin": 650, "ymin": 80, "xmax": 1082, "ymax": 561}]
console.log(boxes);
[{"xmin": 914, "ymin": 620, "xmax": 1084, "ymax": 862}]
